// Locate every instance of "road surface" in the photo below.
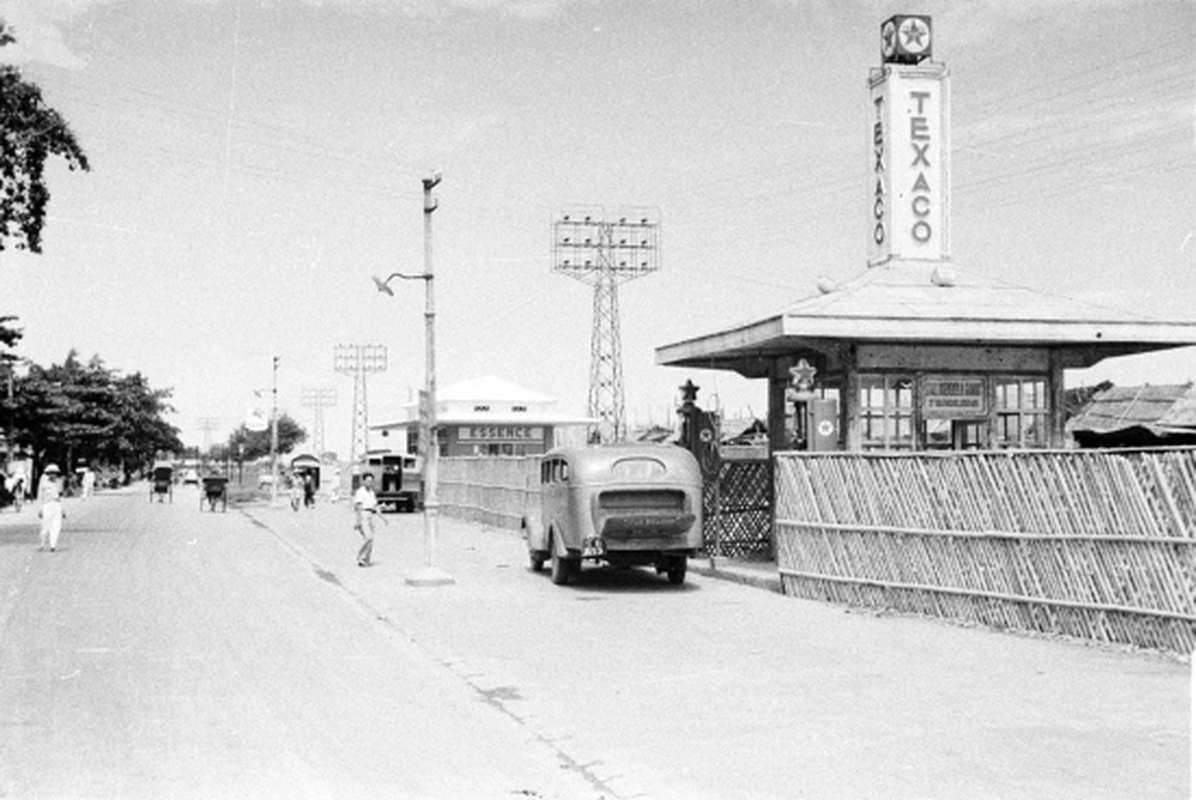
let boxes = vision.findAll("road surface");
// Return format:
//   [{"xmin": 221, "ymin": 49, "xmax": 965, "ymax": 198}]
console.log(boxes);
[{"xmin": 0, "ymin": 485, "xmax": 1188, "ymax": 798}]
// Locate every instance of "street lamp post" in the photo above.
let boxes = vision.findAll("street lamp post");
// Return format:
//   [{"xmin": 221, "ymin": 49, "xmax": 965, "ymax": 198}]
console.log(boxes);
[
  {"xmin": 373, "ymin": 172, "xmax": 454, "ymax": 587},
  {"xmin": 270, "ymin": 356, "xmax": 280, "ymax": 506}
]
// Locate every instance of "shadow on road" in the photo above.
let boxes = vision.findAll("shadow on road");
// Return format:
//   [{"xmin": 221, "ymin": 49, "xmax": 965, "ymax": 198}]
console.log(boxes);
[{"xmin": 535, "ymin": 564, "xmax": 702, "ymax": 594}]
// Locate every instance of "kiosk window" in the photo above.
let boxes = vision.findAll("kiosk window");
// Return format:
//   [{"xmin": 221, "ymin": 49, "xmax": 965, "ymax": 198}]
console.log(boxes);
[
  {"xmin": 995, "ymin": 378, "xmax": 1047, "ymax": 448},
  {"xmin": 860, "ymin": 375, "xmax": 915, "ymax": 451}
]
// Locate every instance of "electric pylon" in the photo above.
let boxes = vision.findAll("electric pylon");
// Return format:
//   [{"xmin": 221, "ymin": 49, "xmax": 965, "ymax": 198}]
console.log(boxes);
[
  {"xmin": 552, "ymin": 207, "xmax": 660, "ymax": 443},
  {"xmin": 334, "ymin": 344, "xmax": 386, "ymax": 470},
  {"xmin": 196, "ymin": 417, "xmax": 219, "ymax": 457},
  {"xmin": 300, "ymin": 385, "xmax": 337, "ymax": 459}
]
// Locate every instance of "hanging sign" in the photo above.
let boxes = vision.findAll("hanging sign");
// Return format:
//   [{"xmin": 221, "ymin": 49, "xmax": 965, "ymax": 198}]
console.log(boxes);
[{"xmin": 922, "ymin": 376, "xmax": 987, "ymax": 419}]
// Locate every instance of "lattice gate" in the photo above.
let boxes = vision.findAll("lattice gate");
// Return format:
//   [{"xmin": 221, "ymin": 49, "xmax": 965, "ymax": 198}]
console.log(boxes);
[{"xmin": 702, "ymin": 458, "xmax": 773, "ymax": 559}]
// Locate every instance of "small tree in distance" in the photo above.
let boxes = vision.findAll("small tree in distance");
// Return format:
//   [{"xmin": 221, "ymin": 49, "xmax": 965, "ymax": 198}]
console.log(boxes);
[{"xmin": 227, "ymin": 414, "xmax": 307, "ymax": 463}]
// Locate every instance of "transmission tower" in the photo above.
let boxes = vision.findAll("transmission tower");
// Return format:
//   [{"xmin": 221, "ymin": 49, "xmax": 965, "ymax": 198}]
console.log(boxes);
[
  {"xmin": 334, "ymin": 344, "xmax": 387, "ymax": 469},
  {"xmin": 300, "ymin": 385, "xmax": 337, "ymax": 459},
  {"xmin": 196, "ymin": 417, "xmax": 219, "ymax": 454},
  {"xmin": 552, "ymin": 207, "xmax": 660, "ymax": 442}
]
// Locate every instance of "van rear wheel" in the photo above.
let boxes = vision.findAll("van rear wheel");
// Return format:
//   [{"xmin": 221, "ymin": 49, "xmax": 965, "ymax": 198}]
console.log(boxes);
[
  {"xmin": 666, "ymin": 556, "xmax": 687, "ymax": 585},
  {"xmin": 550, "ymin": 547, "xmax": 572, "ymax": 585}
]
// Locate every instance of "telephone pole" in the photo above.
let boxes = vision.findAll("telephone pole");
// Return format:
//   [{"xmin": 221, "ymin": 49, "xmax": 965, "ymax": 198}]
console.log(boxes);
[
  {"xmin": 552, "ymin": 208, "xmax": 661, "ymax": 443},
  {"xmin": 371, "ymin": 173, "xmax": 453, "ymax": 587},
  {"xmin": 270, "ymin": 355, "xmax": 280, "ymax": 505}
]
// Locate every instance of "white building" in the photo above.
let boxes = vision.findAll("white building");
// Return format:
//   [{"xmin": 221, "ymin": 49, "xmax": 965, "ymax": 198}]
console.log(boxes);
[{"xmin": 371, "ymin": 376, "xmax": 594, "ymax": 457}]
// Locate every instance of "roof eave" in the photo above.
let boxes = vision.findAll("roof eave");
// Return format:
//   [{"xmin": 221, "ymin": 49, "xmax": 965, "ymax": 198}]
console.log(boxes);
[{"xmin": 656, "ymin": 315, "xmax": 1196, "ymax": 371}]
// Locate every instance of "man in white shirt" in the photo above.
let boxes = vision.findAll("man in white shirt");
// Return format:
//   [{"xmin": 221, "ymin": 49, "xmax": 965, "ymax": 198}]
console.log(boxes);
[
  {"xmin": 37, "ymin": 464, "xmax": 64, "ymax": 552},
  {"xmin": 353, "ymin": 473, "xmax": 380, "ymax": 567}
]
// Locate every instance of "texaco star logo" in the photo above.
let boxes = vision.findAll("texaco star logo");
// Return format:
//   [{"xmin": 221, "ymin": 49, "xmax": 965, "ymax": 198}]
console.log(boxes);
[
  {"xmin": 881, "ymin": 20, "xmax": 897, "ymax": 57},
  {"xmin": 789, "ymin": 359, "xmax": 817, "ymax": 390},
  {"xmin": 899, "ymin": 17, "xmax": 930, "ymax": 54}
]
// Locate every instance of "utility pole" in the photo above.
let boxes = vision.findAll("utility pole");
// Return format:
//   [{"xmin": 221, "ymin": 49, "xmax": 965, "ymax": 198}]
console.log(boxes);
[
  {"xmin": 371, "ymin": 173, "xmax": 453, "ymax": 587},
  {"xmin": 552, "ymin": 208, "xmax": 661, "ymax": 443},
  {"xmin": 4, "ymin": 360, "xmax": 13, "ymax": 468},
  {"xmin": 270, "ymin": 356, "xmax": 279, "ymax": 506},
  {"xmin": 409, "ymin": 172, "xmax": 453, "ymax": 587}
]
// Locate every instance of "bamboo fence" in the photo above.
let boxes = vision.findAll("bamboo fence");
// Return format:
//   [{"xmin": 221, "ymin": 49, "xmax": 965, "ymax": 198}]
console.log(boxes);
[
  {"xmin": 438, "ymin": 456, "xmax": 542, "ymax": 530},
  {"xmin": 774, "ymin": 448, "xmax": 1196, "ymax": 654}
]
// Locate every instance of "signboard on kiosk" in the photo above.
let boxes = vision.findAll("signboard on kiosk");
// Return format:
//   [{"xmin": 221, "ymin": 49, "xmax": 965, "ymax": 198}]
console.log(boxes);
[{"xmin": 922, "ymin": 376, "xmax": 987, "ymax": 419}]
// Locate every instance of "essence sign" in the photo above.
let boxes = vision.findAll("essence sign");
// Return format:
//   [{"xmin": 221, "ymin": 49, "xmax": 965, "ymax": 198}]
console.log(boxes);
[{"xmin": 867, "ymin": 38, "xmax": 950, "ymax": 266}]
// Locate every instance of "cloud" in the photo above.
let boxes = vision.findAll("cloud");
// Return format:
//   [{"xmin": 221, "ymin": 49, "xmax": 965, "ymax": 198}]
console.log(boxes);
[
  {"xmin": 0, "ymin": 0, "xmax": 577, "ymax": 68},
  {"xmin": 448, "ymin": 0, "xmax": 564, "ymax": 19},
  {"xmin": 0, "ymin": 0, "xmax": 96, "ymax": 69}
]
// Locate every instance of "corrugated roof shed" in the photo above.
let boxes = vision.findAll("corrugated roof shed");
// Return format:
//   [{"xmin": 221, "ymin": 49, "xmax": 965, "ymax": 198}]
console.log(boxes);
[{"xmin": 1067, "ymin": 384, "xmax": 1196, "ymax": 440}]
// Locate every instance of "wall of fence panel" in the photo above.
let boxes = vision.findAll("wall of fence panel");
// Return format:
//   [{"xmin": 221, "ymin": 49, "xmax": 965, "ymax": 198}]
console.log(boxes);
[
  {"xmin": 774, "ymin": 448, "xmax": 1196, "ymax": 655},
  {"xmin": 704, "ymin": 459, "xmax": 773, "ymax": 559},
  {"xmin": 438, "ymin": 456, "xmax": 541, "ymax": 530}
]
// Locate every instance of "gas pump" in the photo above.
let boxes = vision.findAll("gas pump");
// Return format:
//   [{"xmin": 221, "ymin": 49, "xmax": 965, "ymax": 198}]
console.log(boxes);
[
  {"xmin": 677, "ymin": 379, "xmax": 721, "ymax": 481},
  {"xmin": 786, "ymin": 359, "xmax": 839, "ymax": 451}
]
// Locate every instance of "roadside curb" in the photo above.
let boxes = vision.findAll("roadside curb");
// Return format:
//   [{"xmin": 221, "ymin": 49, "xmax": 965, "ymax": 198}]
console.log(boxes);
[{"xmin": 689, "ymin": 557, "xmax": 784, "ymax": 594}]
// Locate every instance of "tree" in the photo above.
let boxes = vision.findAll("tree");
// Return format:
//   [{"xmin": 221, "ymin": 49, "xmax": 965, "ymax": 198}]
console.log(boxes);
[
  {"xmin": 0, "ymin": 315, "xmax": 20, "ymax": 349},
  {"xmin": 8, "ymin": 350, "xmax": 182, "ymax": 479},
  {"xmin": 227, "ymin": 413, "xmax": 307, "ymax": 463},
  {"xmin": 0, "ymin": 21, "xmax": 90, "ymax": 253}
]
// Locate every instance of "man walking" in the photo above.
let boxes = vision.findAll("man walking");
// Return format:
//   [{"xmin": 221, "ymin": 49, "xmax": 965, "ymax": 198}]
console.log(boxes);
[
  {"xmin": 37, "ymin": 464, "xmax": 64, "ymax": 552},
  {"xmin": 353, "ymin": 473, "xmax": 381, "ymax": 567}
]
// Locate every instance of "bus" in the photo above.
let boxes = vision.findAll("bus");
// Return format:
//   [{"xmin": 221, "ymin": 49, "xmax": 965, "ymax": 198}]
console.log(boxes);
[{"xmin": 355, "ymin": 452, "xmax": 423, "ymax": 513}]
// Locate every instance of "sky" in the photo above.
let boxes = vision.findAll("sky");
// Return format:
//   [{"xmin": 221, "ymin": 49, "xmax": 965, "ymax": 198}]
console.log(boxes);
[{"xmin": 1, "ymin": 0, "xmax": 1194, "ymax": 457}]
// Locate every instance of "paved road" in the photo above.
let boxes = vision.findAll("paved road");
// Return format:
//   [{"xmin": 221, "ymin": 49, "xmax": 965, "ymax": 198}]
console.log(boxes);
[
  {"xmin": 0, "ymin": 487, "xmax": 604, "ymax": 799},
  {"xmin": 0, "ymin": 486, "xmax": 1189, "ymax": 799}
]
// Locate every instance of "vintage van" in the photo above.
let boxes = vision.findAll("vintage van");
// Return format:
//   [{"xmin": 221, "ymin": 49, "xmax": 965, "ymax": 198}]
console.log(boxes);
[{"xmin": 523, "ymin": 443, "xmax": 703, "ymax": 586}]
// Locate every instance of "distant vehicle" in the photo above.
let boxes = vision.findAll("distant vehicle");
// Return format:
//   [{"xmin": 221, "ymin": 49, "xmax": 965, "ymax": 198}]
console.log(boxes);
[
  {"xmin": 355, "ymin": 452, "xmax": 423, "ymax": 512},
  {"xmin": 150, "ymin": 462, "xmax": 173, "ymax": 503},
  {"xmin": 182, "ymin": 468, "xmax": 199, "ymax": 485},
  {"xmin": 258, "ymin": 473, "xmax": 275, "ymax": 489},
  {"xmin": 523, "ymin": 443, "xmax": 703, "ymax": 586}
]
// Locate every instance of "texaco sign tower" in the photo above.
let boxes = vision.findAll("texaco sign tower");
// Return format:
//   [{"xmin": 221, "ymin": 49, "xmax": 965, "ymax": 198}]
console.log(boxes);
[{"xmin": 868, "ymin": 14, "xmax": 950, "ymax": 268}]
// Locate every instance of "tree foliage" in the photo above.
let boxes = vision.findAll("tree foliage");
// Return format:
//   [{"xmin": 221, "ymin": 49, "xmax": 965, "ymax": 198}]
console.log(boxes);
[
  {"xmin": 226, "ymin": 414, "xmax": 308, "ymax": 463},
  {"xmin": 6, "ymin": 350, "xmax": 183, "ymax": 478},
  {"xmin": 0, "ymin": 21, "xmax": 90, "ymax": 253},
  {"xmin": 0, "ymin": 315, "xmax": 21, "ymax": 349}
]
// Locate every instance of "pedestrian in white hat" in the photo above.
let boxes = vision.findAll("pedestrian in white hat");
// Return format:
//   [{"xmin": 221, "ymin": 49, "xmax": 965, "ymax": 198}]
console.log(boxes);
[{"xmin": 37, "ymin": 464, "xmax": 64, "ymax": 552}]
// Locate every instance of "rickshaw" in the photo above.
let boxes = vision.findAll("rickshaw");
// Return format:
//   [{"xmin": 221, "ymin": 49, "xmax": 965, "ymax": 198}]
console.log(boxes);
[
  {"xmin": 201, "ymin": 475, "xmax": 229, "ymax": 513},
  {"xmin": 150, "ymin": 462, "xmax": 173, "ymax": 503}
]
